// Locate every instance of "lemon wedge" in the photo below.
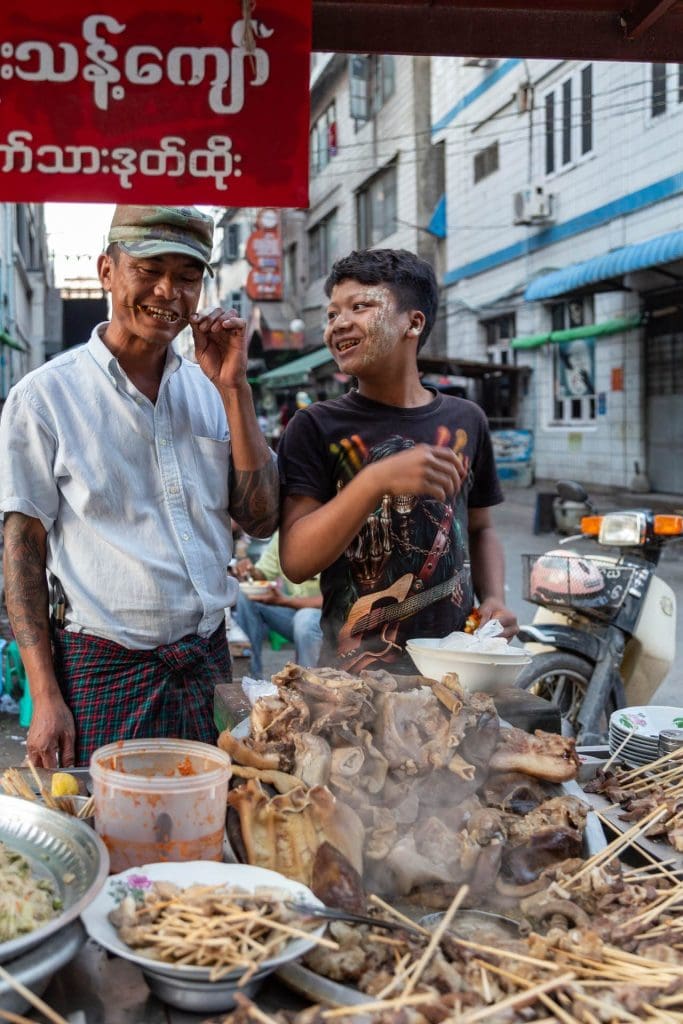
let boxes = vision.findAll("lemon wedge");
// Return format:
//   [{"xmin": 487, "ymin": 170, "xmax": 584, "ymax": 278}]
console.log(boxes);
[{"xmin": 51, "ymin": 771, "xmax": 80, "ymax": 798}]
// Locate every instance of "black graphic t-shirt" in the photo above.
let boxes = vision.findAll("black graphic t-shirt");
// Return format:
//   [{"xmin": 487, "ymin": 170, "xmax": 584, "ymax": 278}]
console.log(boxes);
[{"xmin": 278, "ymin": 389, "xmax": 503, "ymax": 673}]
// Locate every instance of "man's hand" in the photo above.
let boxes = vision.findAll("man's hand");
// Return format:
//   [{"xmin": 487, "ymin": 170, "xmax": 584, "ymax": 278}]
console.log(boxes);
[
  {"xmin": 27, "ymin": 694, "xmax": 76, "ymax": 769},
  {"xmin": 192, "ymin": 307, "xmax": 247, "ymax": 391},
  {"xmin": 250, "ymin": 582, "xmax": 284, "ymax": 605},
  {"xmin": 476, "ymin": 596, "xmax": 519, "ymax": 640},
  {"xmin": 232, "ymin": 557, "xmax": 256, "ymax": 581},
  {"xmin": 371, "ymin": 444, "xmax": 467, "ymax": 504}
]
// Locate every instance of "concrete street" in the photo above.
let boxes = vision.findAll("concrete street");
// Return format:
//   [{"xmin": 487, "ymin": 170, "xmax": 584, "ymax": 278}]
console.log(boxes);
[{"xmin": 1, "ymin": 480, "xmax": 682, "ymax": 767}]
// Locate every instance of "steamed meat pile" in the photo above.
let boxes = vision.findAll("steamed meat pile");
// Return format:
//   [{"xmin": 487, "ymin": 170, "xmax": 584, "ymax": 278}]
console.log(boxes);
[{"xmin": 219, "ymin": 664, "xmax": 584, "ymax": 909}]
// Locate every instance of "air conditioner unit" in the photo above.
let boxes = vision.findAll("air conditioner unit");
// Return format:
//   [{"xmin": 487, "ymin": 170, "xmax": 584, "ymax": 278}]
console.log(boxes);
[
  {"xmin": 463, "ymin": 57, "xmax": 496, "ymax": 69},
  {"xmin": 513, "ymin": 184, "xmax": 555, "ymax": 226}
]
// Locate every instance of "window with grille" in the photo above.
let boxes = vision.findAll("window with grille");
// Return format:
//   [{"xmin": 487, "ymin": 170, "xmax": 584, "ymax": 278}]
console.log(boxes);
[
  {"xmin": 356, "ymin": 164, "xmax": 397, "ymax": 248},
  {"xmin": 349, "ymin": 55, "xmax": 395, "ymax": 124},
  {"xmin": 223, "ymin": 223, "xmax": 240, "ymax": 262},
  {"xmin": 650, "ymin": 63, "xmax": 683, "ymax": 118},
  {"xmin": 483, "ymin": 313, "xmax": 517, "ymax": 365},
  {"xmin": 308, "ymin": 211, "xmax": 338, "ymax": 282},
  {"xmin": 544, "ymin": 65, "xmax": 593, "ymax": 177},
  {"xmin": 310, "ymin": 101, "xmax": 337, "ymax": 175},
  {"xmin": 473, "ymin": 141, "xmax": 499, "ymax": 183}
]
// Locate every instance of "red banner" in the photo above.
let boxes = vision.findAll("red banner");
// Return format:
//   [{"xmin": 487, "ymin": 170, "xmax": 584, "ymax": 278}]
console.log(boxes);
[
  {"xmin": 0, "ymin": 0, "xmax": 311, "ymax": 205},
  {"xmin": 246, "ymin": 208, "xmax": 283, "ymax": 301}
]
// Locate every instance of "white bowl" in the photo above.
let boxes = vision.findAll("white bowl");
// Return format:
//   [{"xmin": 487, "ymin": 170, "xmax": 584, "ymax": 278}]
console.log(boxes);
[
  {"xmin": 405, "ymin": 640, "xmax": 531, "ymax": 693},
  {"xmin": 238, "ymin": 581, "xmax": 275, "ymax": 599}
]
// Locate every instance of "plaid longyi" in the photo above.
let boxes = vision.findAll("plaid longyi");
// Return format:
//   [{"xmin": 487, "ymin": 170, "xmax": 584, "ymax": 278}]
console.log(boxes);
[{"xmin": 52, "ymin": 625, "xmax": 231, "ymax": 765}]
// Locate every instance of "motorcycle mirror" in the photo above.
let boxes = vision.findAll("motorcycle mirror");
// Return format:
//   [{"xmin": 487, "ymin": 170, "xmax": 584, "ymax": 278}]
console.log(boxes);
[{"xmin": 556, "ymin": 479, "xmax": 590, "ymax": 504}]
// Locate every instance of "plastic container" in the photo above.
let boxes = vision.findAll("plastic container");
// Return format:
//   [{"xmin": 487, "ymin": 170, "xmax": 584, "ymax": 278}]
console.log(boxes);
[{"xmin": 90, "ymin": 739, "xmax": 231, "ymax": 873}]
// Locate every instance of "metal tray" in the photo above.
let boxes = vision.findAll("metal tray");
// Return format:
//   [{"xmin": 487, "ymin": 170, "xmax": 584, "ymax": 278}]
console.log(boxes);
[
  {"xmin": 0, "ymin": 920, "xmax": 85, "ymax": 1015},
  {"xmin": 0, "ymin": 794, "xmax": 109, "ymax": 963},
  {"xmin": 2, "ymin": 766, "xmax": 93, "ymax": 795},
  {"xmin": 577, "ymin": 766, "xmax": 683, "ymax": 871}
]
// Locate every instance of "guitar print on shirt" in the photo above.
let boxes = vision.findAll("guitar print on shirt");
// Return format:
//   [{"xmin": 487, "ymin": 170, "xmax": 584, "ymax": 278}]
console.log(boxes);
[{"xmin": 332, "ymin": 429, "xmax": 473, "ymax": 670}]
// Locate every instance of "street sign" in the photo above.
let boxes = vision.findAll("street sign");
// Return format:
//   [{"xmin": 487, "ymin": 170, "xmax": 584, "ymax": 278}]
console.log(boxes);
[
  {"xmin": 246, "ymin": 208, "xmax": 283, "ymax": 301},
  {"xmin": 0, "ymin": 0, "xmax": 311, "ymax": 205}
]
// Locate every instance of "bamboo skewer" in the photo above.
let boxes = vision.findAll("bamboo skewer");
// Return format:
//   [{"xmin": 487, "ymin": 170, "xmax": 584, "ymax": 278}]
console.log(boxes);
[
  {"xmin": 622, "ymin": 883, "xmax": 683, "ymax": 929},
  {"xmin": 603, "ymin": 728, "xmax": 636, "ymax": 771},
  {"xmin": 367, "ymin": 893, "xmax": 430, "ymax": 935},
  {"xmin": 0, "ymin": 965, "xmax": 69, "ymax": 1024},
  {"xmin": 321, "ymin": 992, "xmax": 438, "ymax": 1019},
  {"xmin": 234, "ymin": 993, "xmax": 281, "ymax": 1024},
  {"xmin": 402, "ymin": 884, "xmax": 469, "ymax": 997},
  {"xmin": 619, "ymin": 746, "xmax": 683, "ymax": 783},
  {"xmin": 458, "ymin": 971, "xmax": 577, "ymax": 1024},
  {"xmin": 596, "ymin": 810, "xmax": 679, "ymax": 875},
  {"xmin": 450, "ymin": 935, "xmax": 561, "ymax": 971},
  {"xmin": 0, "ymin": 1011, "xmax": 41, "ymax": 1024},
  {"xmin": 567, "ymin": 805, "xmax": 668, "ymax": 885},
  {"xmin": 471, "ymin": 958, "xmax": 583, "ymax": 1024}
]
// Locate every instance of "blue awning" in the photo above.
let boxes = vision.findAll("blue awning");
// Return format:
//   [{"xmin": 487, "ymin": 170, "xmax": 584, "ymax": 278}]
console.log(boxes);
[
  {"xmin": 525, "ymin": 229, "xmax": 683, "ymax": 302},
  {"xmin": 427, "ymin": 195, "xmax": 447, "ymax": 239}
]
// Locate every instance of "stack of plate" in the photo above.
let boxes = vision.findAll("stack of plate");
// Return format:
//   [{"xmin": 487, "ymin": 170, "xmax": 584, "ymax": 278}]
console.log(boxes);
[{"xmin": 608, "ymin": 706, "xmax": 683, "ymax": 767}]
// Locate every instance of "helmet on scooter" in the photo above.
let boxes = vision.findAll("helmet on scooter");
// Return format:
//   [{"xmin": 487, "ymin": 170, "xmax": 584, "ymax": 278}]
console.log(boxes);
[{"xmin": 529, "ymin": 549, "xmax": 607, "ymax": 610}]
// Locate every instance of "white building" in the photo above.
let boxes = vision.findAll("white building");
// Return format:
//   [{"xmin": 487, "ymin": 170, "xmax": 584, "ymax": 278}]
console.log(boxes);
[
  {"xmin": 432, "ymin": 58, "xmax": 683, "ymax": 493},
  {"xmin": 0, "ymin": 204, "xmax": 56, "ymax": 400},
  {"xmin": 302, "ymin": 53, "xmax": 444, "ymax": 348}
]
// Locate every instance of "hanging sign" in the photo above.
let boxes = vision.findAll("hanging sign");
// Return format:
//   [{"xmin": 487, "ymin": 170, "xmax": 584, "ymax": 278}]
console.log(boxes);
[
  {"xmin": 245, "ymin": 208, "xmax": 283, "ymax": 300},
  {"xmin": 0, "ymin": 0, "xmax": 311, "ymax": 204}
]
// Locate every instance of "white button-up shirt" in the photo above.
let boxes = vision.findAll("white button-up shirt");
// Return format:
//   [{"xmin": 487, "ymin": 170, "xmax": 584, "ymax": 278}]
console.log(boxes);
[{"xmin": 0, "ymin": 325, "xmax": 239, "ymax": 648}]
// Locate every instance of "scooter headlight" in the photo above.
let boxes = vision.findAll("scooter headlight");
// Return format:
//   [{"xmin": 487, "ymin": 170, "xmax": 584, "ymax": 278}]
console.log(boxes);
[{"xmin": 598, "ymin": 512, "xmax": 646, "ymax": 546}]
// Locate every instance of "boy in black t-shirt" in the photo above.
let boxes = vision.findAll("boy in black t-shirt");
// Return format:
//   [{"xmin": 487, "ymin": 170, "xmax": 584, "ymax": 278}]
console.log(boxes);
[{"xmin": 278, "ymin": 249, "xmax": 517, "ymax": 673}]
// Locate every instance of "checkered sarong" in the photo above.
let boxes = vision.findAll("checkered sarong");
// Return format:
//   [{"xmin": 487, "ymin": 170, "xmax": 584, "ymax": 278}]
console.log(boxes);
[{"xmin": 52, "ymin": 626, "xmax": 231, "ymax": 766}]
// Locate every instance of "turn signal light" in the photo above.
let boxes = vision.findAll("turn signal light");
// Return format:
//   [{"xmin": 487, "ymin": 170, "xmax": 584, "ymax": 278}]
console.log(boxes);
[
  {"xmin": 654, "ymin": 514, "xmax": 683, "ymax": 536},
  {"xmin": 581, "ymin": 516, "xmax": 602, "ymax": 536}
]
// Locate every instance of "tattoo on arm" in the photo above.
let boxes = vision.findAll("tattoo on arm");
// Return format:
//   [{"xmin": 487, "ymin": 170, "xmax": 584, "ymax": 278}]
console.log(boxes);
[
  {"xmin": 3, "ymin": 514, "xmax": 51, "ymax": 649},
  {"xmin": 229, "ymin": 457, "xmax": 279, "ymax": 538}
]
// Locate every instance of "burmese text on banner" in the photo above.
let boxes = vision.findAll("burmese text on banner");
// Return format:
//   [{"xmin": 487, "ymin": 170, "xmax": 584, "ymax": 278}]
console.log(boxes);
[{"xmin": 0, "ymin": 0, "xmax": 311, "ymax": 204}]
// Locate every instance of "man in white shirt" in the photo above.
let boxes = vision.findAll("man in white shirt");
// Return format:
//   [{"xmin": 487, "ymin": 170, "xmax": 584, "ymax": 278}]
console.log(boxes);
[{"xmin": 0, "ymin": 205, "xmax": 279, "ymax": 767}]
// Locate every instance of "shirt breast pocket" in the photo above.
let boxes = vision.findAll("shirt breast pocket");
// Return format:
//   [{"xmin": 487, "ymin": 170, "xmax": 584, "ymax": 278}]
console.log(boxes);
[{"xmin": 191, "ymin": 434, "xmax": 230, "ymax": 511}]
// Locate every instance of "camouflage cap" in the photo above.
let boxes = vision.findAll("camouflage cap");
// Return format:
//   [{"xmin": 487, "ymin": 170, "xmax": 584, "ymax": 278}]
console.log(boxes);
[{"xmin": 108, "ymin": 205, "xmax": 215, "ymax": 277}]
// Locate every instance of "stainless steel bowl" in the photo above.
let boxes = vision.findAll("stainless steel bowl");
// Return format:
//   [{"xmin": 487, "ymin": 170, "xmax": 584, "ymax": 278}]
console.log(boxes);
[
  {"xmin": 0, "ymin": 794, "xmax": 109, "ymax": 963},
  {"xmin": 0, "ymin": 921, "xmax": 86, "ymax": 1015},
  {"xmin": 142, "ymin": 965, "xmax": 270, "ymax": 1012}
]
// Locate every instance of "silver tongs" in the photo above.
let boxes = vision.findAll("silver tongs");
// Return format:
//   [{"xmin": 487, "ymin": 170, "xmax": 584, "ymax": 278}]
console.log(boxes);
[{"xmin": 286, "ymin": 901, "xmax": 425, "ymax": 936}]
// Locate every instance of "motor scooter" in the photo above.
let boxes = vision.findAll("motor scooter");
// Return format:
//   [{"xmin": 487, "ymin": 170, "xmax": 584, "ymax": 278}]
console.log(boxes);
[{"xmin": 516, "ymin": 480, "xmax": 682, "ymax": 744}]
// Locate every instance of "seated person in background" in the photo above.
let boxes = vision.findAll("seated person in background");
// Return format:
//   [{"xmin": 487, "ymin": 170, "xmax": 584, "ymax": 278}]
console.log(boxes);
[{"xmin": 232, "ymin": 530, "xmax": 322, "ymax": 679}]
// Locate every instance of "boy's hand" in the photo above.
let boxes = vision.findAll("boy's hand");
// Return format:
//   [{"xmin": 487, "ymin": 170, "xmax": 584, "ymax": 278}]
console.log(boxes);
[
  {"xmin": 372, "ymin": 444, "xmax": 466, "ymax": 503},
  {"xmin": 477, "ymin": 597, "xmax": 519, "ymax": 639}
]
